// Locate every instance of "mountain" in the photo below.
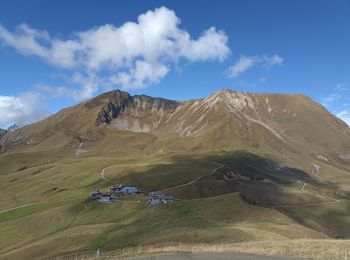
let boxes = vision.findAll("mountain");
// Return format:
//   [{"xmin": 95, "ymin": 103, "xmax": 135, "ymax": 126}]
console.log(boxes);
[
  {"xmin": 2, "ymin": 89, "xmax": 349, "ymax": 162},
  {"xmin": 1, "ymin": 89, "xmax": 350, "ymax": 259}
]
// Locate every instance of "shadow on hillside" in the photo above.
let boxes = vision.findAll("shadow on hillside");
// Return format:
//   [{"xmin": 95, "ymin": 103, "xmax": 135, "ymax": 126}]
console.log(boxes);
[
  {"xmin": 91, "ymin": 150, "xmax": 328, "ymax": 202},
  {"xmin": 87, "ymin": 150, "xmax": 350, "ymax": 238},
  {"xmin": 206, "ymin": 150, "xmax": 316, "ymax": 184}
]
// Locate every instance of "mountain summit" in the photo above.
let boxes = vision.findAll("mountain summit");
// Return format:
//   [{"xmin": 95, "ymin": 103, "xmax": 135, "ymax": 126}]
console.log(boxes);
[{"xmin": 2, "ymin": 89, "xmax": 349, "ymax": 163}]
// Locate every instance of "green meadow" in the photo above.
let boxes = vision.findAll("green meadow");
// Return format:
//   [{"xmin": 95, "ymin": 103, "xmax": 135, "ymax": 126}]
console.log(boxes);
[{"xmin": 0, "ymin": 146, "xmax": 349, "ymax": 259}]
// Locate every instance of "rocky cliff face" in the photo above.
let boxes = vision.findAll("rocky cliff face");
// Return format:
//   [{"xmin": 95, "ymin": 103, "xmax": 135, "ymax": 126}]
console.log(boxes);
[
  {"xmin": 95, "ymin": 90, "xmax": 182, "ymax": 132},
  {"xmin": 96, "ymin": 90, "xmax": 134, "ymax": 125}
]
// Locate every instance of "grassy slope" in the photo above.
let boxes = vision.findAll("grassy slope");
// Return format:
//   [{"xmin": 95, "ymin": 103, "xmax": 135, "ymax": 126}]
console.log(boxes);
[
  {"xmin": 0, "ymin": 129, "xmax": 349, "ymax": 259},
  {"xmin": 0, "ymin": 147, "xmax": 347, "ymax": 259},
  {"xmin": 0, "ymin": 193, "xmax": 325, "ymax": 259}
]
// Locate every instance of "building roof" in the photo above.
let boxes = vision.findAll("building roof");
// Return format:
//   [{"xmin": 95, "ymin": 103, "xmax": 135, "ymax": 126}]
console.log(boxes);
[{"xmin": 120, "ymin": 186, "xmax": 138, "ymax": 193}]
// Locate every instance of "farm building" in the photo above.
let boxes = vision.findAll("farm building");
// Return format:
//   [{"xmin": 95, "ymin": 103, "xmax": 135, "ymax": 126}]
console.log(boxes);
[
  {"xmin": 109, "ymin": 184, "xmax": 123, "ymax": 193},
  {"xmin": 148, "ymin": 191, "xmax": 179, "ymax": 205},
  {"xmin": 91, "ymin": 191, "xmax": 102, "ymax": 199},
  {"xmin": 120, "ymin": 186, "xmax": 140, "ymax": 194},
  {"xmin": 91, "ymin": 190, "xmax": 117, "ymax": 203}
]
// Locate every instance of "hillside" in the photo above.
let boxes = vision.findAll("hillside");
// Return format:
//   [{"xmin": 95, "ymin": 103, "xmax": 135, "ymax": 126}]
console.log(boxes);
[{"xmin": 0, "ymin": 89, "xmax": 350, "ymax": 259}]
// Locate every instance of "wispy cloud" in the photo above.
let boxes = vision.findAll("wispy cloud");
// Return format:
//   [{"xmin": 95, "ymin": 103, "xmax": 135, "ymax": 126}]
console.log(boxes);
[
  {"xmin": 227, "ymin": 54, "xmax": 283, "ymax": 78},
  {"xmin": 227, "ymin": 56, "xmax": 254, "ymax": 78},
  {"xmin": 0, "ymin": 7, "xmax": 230, "ymax": 99},
  {"xmin": 0, "ymin": 91, "xmax": 47, "ymax": 128}
]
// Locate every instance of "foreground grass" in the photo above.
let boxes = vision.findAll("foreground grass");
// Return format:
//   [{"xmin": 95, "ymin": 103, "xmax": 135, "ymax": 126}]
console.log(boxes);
[{"xmin": 43, "ymin": 239, "xmax": 350, "ymax": 260}]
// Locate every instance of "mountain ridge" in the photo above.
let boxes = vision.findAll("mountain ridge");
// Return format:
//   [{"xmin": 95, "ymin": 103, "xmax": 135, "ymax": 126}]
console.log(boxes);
[{"xmin": 1, "ymin": 88, "xmax": 349, "ymax": 158}]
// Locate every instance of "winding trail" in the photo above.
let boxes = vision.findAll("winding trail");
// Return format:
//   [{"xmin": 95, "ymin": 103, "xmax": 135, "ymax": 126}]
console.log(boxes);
[
  {"xmin": 100, "ymin": 166, "xmax": 113, "ymax": 183},
  {"xmin": 159, "ymin": 162, "xmax": 225, "ymax": 192},
  {"xmin": 301, "ymin": 182, "xmax": 307, "ymax": 192},
  {"xmin": 0, "ymin": 203, "xmax": 41, "ymax": 214},
  {"xmin": 190, "ymin": 162, "xmax": 225, "ymax": 183},
  {"xmin": 262, "ymin": 181, "xmax": 342, "ymax": 208},
  {"xmin": 0, "ymin": 196, "xmax": 89, "ymax": 215}
]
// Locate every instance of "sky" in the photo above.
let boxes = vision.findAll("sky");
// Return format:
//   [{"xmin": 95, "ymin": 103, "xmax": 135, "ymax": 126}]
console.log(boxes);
[{"xmin": 0, "ymin": 0, "xmax": 350, "ymax": 128}]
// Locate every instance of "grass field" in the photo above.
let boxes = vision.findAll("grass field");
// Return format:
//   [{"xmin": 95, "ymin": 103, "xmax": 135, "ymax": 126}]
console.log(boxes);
[
  {"xmin": 0, "ymin": 144, "xmax": 350, "ymax": 259},
  {"xmin": 0, "ymin": 193, "xmax": 327, "ymax": 259}
]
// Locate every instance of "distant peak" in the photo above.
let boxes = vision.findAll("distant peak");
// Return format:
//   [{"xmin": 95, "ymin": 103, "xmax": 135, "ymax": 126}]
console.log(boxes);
[
  {"xmin": 211, "ymin": 88, "xmax": 249, "ymax": 98},
  {"xmin": 216, "ymin": 88, "xmax": 235, "ymax": 94},
  {"xmin": 208, "ymin": 88, "xmax": 241, "ymax": 99}
]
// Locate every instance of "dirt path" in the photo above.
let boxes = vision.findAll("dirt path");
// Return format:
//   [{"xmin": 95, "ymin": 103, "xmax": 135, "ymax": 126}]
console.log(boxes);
[
  {"xmin": 189, "ymin": 162, "xmax": 225, "ymax": 183},
  {"xmin": 300, "ymin": 182, "xmax": 307, "ymax": 192},
  {"xmin": 263, "ymin": 181, "xmax": 341, "ymax": 208},
  {"xmin": 0, "ymin": 196, "xmax": 90, "ymax": 215},
  {"xmin": 159, "ymin": 162, "xmax": 224, "ymax": 192},
  {"xmin": 298, "ymin": 181, "xmax": 341, "ymax": 203},
  {"xmin": 100, "ymin": 166, "xmax": 113, "ymax": 183},
  {"xmin": 0, "ymin": 203, "xmax": 41, "ymax": 214}
]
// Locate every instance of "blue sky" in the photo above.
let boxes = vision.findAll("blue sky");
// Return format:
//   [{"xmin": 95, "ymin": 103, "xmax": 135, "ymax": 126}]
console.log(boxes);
[{"xmin": 0, "ymin": 0, "xmax": 350, "ymax": 128}]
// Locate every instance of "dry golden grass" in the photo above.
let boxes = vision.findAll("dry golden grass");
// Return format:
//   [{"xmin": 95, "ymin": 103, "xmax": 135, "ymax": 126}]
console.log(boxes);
[{"xmin": 49, "ymin": 239, "xmax": 350, "ymax": 260}]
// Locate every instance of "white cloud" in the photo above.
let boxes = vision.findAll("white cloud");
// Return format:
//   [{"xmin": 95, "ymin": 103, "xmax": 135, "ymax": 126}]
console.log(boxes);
[
  {"xmin": 263, "ymin": 54, "xmax": 284, "ymax": 66},
  {"xmin": 109, "ymin": 61, "xmax": 169, "ymax": 89},
  {"xmin": 337, "ymin": 110, "xmax": 350, "ymax": 126},
  {"xmin": 0, "ymin": 23, "xmax": 50, "ymax": 59},
  {"xmin": 228, "ymin": 54, "xmax": 283, "ymax": 78},
  {"xmin": 227, "ymin": 56, "xmax": 254, "ymax": 78},
  {"xmin": 179, "ymin": 27, "xmax": 229, "ymax": 62},
  {"xmin": 0, "ymin": 91, "xmax": 47, "ymax": 128},
  {"xmin": 0, "ymin": 7, "xmax": 230, "ymax": 98}
]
